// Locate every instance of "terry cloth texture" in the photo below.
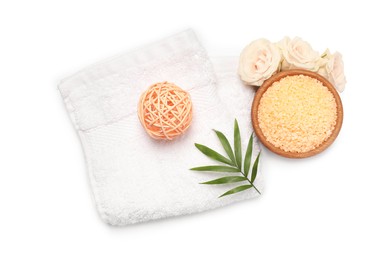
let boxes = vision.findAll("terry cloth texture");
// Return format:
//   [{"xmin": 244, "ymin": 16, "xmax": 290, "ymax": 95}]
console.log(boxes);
[{"xmin": 59, "ymin": 29, "xmax": 262, "ymax": 226}]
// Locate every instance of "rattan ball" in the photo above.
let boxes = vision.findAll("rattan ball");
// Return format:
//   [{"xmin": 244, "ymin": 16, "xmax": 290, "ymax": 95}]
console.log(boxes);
[{"xmin": 138, "ymin": 82, "xmax": 193, "ymax": 140}]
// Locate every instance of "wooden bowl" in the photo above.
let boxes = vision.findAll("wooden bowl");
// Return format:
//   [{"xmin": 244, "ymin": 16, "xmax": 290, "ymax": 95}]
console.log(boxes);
[{"xmin": 251, "ymin": 69, "xmax": 343, "ymax": 158}]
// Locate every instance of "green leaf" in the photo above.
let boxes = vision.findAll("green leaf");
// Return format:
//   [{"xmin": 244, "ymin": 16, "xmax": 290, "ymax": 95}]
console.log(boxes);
[
  {"xmin": 250, "ymin": 151, "xmax": 261, "ymax": 183},
  {"xmin": 219, "ymin": 185, "xmax": 253, "ymax": 198},
  {"xmin": 200, "ymin": 176, "xmax": 246, "ymax": 185},
  {"xmin": 194, "ymin": 143, "xmax": 234, "ymax": 166},
  {"xmin": 213, "ymin": 130, "xmax": 236, "ymax": 165},
  {"xmin": 243, "ymin": 133, "xmax": 253, "ymax": 177},
  {"xmin": 234, "ymin": 119, "xmax": 242, "ymax": 170},
  {"xmin": 191, "ymin": 120, "xmax": 262, "ymax": 198},
  {"xmin": 190, "ymin": 166, "xmax": 240, "ymax": 172}
]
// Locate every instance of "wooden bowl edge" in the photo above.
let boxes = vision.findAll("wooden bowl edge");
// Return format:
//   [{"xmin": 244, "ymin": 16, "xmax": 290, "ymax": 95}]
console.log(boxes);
[{"xmin": 251, "ymin": 69, "xmax": 344, "ymax": 159}]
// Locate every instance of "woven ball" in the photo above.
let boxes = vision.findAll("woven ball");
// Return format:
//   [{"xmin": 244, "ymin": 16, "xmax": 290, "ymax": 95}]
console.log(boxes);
[{"xmin": 138, "ymin": 82, "xmax": 193, "ymax": 140}]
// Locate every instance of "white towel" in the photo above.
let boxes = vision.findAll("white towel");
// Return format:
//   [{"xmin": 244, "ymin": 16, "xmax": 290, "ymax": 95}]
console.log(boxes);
[{"xmin": 59, "ymin": 29, "xmax": 262, "ymax": 225}]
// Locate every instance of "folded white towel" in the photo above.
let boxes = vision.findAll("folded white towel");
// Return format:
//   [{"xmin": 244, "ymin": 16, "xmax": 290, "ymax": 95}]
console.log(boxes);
[{"xmin": 59, "ymin": 29, "xmax": 262, "ymax": 225}]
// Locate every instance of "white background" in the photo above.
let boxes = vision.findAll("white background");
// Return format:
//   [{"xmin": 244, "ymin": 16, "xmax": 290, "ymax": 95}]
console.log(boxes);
[{"xmin": 1, "ymin": 0, "xmax": 389, "ymax": 259}]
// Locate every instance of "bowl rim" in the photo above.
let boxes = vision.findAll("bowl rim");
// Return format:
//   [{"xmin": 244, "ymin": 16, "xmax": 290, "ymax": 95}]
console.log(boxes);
[{"xmin": 251, "ymin": 69, "xmax": 344, "ymax": 158}]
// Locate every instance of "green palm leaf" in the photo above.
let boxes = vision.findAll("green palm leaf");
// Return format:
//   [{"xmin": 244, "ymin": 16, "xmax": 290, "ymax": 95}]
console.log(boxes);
[
  {"xmin": 219, "ymin": 185, "xmax": 252, "ymax": 198},
  {"xmin": 234, "ymin": 119, "xmax": 242, "ymax": 170},
  {"xmin": 250, "ymin": 151, "xmax": 261, "ymax": 183},
  {"xmin": 213, "ymin": 130, "xmax": 236, "ymax": 165},
  {"xmin": 190, "ymin": 165, "xmax": 240, "ymax": 172},
  {"xmin": 243, "ymin": 133, "xmax": 253, "ymax": 177},
  {"xmin": 200, "ymin": 176, "xmax": 246, "ymax": 185},
  {"xmin": 191, "ymin": 119, "xmax": 261, "ymax": 198},
  {"xmin": 194, "ymin": 143, "xmax": 234, "ymax": 166}
]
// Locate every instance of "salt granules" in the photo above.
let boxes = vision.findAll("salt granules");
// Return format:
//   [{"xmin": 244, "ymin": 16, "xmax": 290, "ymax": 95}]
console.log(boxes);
[{"xmin": 258, "ymin": 75, "xmax": 337, "ymax": 153}]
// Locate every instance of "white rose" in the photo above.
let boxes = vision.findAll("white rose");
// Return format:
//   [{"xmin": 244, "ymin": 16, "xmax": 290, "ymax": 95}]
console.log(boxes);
[
  {"xmin": 317, "ymin": 49, "xmax": 332, "ymax": 78},
  {"xmin": 278, "ymin": 37, "xmax": 321, "ymax": 71},
  {"xmin": 326, "ymin": 52, "xmax": 347, "ymax": 92},
  {"xmin": 318, "ymin": 50, "xmax": 347, "ymax": 92},
  {"xmin": 238, "ymin": 39, "xmax": 281, "ymax": 86}
]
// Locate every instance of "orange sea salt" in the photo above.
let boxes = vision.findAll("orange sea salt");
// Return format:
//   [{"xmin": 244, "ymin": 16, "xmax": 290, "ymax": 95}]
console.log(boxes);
[{"xmin": 258, "ymin": 74, "xmax": 337, "ymax": 153}]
